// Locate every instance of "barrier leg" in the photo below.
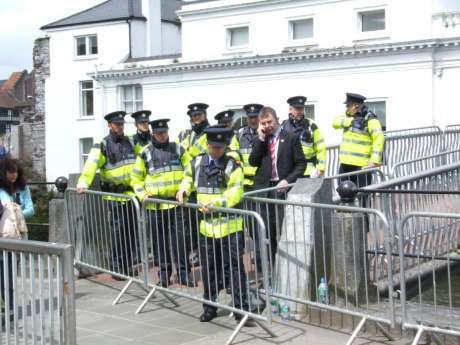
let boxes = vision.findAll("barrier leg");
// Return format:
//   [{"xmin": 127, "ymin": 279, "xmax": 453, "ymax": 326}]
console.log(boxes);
[
  {"xmin": 254, "ymin": 319, "xmax": 277, "ymax": 338},
  {"xmin": 136, "ymin": 287, "xmax": 157, "ymax": 314},
  {"xmin": 112, "ymin": 279, "xmax": 134, "ymax": 305},
  {"xmin": 346, "ymin": 316, "xmax": 367, "ymax": 345},
  {"xmin": 225, "ymin": 314, "xmax": 249, "ymax": 345},
  {"xmin": 411, "ymin": 326, "xmax": 424, "ymax": 345},
  {"xmin": 432, "ymin": 333, "xmax": 445, "ymax": 345},
  {"xmin": 375, "ymin": 321, "xmax": 394, "ymax": 341}
]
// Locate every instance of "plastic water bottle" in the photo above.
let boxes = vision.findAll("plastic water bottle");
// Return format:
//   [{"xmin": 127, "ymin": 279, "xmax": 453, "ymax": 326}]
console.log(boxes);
[
  {"xmin": 280, "ymin": 300, "xmax": 290, "ymax": 322},
  {"xmin": 317, "ymin": 277, "xmax": 329, "ymax": 305},
  {"xmin": 270, "ymin": 296, "xmax": 279, "ymax": 315}
]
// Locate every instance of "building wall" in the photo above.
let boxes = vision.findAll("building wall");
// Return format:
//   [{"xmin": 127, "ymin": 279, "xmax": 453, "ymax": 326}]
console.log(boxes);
[
  {"xmin": 161, "ymin": 22, "xmax": 182, "ymax": 55},
  {"xmin": 45, "ymin": 22, "xmax": 130, "ymax": 181},
  {"xmin": 179, "ymin": 0, "xmax": 460, "ymax": 61}
]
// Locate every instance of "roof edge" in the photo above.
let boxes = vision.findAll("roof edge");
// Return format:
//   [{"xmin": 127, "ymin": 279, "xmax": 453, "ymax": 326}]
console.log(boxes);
[{"xmin": 41, "ymin": 16, "xmax": 146, "ymax": 30}]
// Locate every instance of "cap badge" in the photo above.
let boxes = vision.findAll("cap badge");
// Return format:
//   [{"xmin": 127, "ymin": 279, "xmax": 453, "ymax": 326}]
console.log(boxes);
[
  {"xmin": 250, "ymin": 106, "xmax": 255, "ymax": 111},
  {"xmin": 194, "ymin": 106, "xmax": 198, "ymax": 110},
  {"xmin": 217, "ymin": 134, "xmax": 222, "ymax": 139},
  {"xmin": 159, "ymin": 122, "xmax": 163, "ymax": 126}
]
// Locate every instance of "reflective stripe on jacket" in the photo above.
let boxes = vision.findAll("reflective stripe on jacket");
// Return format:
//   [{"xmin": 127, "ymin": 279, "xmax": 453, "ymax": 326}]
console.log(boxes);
[{"xmin": 179, "ymin": 153, "xmax": 244, "ymax": 238}]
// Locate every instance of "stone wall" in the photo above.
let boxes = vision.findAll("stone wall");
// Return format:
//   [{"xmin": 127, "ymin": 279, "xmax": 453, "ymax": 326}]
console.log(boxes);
[{"xmin": 30, "ymin": 37, "xmax": 49, "ymax": 177}]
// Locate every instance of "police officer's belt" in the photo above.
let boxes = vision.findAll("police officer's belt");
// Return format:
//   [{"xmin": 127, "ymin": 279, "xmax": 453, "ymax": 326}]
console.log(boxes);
[{"xmin": 100, "ymin": 182, "xmax": 131, "ymax": 193}]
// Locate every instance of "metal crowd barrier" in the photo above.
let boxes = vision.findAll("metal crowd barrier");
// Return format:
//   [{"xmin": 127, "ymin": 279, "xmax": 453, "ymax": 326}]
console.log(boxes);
[
  {"xmin": 325, "ymin": 124, "xmax": 460, "ymax": 179},
  {"xmin": 242, "ymin": 193, "xmax": 396, "ymax": 345},
  {"xmin": 0, "ymin": 238, "xmax": 76, "ymax": 345},
  {"xmin": 137, "ymin": 198, "xmax": 274, "ymax": 345},
  {"xmin": 398, "ymin": 212, "xmax": 460, "ymax": 345},
  {"xmin": 443, "ymin": 124, "xmax": 460, "ymax": 151},
  {"xmin": 65, "ymin": 189, "xmax": 149, "ymax": 304},
  {"xmin": 390, "ymin": 148, "xmax": 460, "ymax": 179}
]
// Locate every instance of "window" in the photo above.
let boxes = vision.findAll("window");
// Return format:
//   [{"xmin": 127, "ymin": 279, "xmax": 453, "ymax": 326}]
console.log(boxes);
[
  {"xmin": 231, "ymin": 109, "xmax": 247, "ymax": 131},
  {"xmin": 121, "ymin": 85, "xmax": 143, "ymax": 113},
  {"xmin": 75, "ymin": 35, "xmax": 98, "ymax": 57},
  {"xmin": 80, "ymin": 81, "xmax": 94, "ymax": 116},
  {"xmin": 360, "ymin": 10, "xmax": 385, "ymax": 32},
  {"xmin": 80, "ymin": 138, "xmax": 94, "ymax": 169},
  {"xmin": 227, "ymin": 27, "xmax": 249, "ymax": 48},
  {"xmin": 290, "ymin": 19, "xmax": 314, "ymax": 40},
  {"xmin": 365, "ymin": 101, "xmax": 386, "ymax": 130},
  {"xmin": 305, "ymin": 104, "xmax": 315, "ymax": 120}
]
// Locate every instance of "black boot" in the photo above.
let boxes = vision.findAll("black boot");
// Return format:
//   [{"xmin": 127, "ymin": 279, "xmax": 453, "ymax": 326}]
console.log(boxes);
[{"xmin": 200, "ymin": 309, "xmax": 217, "ymax": 322}]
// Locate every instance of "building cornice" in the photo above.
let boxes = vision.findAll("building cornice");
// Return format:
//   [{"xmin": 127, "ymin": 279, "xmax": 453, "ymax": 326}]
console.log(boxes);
[{"xmin": 91, "ymin": 37, "xmax": 460, "ymax": 80}]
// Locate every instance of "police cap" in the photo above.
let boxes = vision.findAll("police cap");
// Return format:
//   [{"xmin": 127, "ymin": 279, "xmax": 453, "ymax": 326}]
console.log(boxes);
[
  {"xmin": 149, "ymin": 118, "xmax": 170, "ymax": 133},
  {"xmin": 104, "ymin": 111, "xmax": 127, "ymax": 124},
  {"xmin": 187, "ymin": 103, "xmax": 209, "ymax": 116},
  {"xmin": 287, "ymin": 96, "xmax": 307, "ymax": 108},
  {"xmin": 344, "ymin": 93, "xmax": 366, "ymax": 104},
  {"xmin": 214, "ymin": 110, "xmax": 235, "ymax": 124},
  {"xmin": 204, "ymin": 126, "xmax": 232, "ymax": 148},
  {"xmin": 131, "ymin": 110, "xmax": 152, "ymax": 123},
  {"xmin": 243, "ymin": 103, "xmax": 264, "ymax": 117}
]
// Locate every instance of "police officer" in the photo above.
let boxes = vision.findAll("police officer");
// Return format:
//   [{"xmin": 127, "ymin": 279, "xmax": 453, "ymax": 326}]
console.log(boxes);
[
  {"xmin": 332, "ymin": 93, "xmax": 385, "ymax": 187},
  {"xmin": 177, "ymin": 103, "xmax": 210, "ymax": 167},
  {"xmin": 131, "ymin": 119, "xmax": 195, "ymax": 287},
  {"xmin": 177, "ymin": 103, "xmax": 211, "ymax": 267},
  {"xmin": 282, "ymin": 96, "xmax": 327, "ymax": 177},
  {"xmin": 130, "ymin": 110, "xmax": 152, "ymax": 155},
  {"xmin": 176, "ymin": 126, "xmax": 249, "ymax": 323},
  {"xmin": 238, "ymin": 104, "xmax": 263, "ymax": 189},
  {"xmin": 214, "ymin": 110, "xmax": 241, "ymax": 162},
  {"xmin": 76, "ymin": 111, "xmax": 138, "ymax": 279}
]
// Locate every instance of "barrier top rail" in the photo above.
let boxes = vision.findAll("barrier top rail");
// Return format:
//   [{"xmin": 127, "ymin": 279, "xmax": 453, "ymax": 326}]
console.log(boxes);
[
  {"xmin": 0, "ymin": 238, "xmax": 73, "ymax": 255},
  {"xmin": 389, "ymin": 148, "xmax": 460, "ymax": 178},
  {"xmin": 383, "ymin": 126, "xmax": 442, "ymax": 137},
  {"xmin": 243, "ymin": 168, "xmax": 385, "ymax": 197},
  {"xmin": 362, "ymin": 161, "xmax": 460, "ymax": 190}
]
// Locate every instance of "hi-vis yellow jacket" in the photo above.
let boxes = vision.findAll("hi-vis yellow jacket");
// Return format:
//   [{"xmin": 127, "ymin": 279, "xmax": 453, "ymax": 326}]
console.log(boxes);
[
  {"xmin": 333, "ymin": 111, "xmax": 385, "ymax": 167},
  {"xmin": 77, "ymin": 135, "xmax": 136, "ymax": 201},
  {"xmin": 131, "ymin": 142, "xmax": 184, "ymax": 210},
  {"xmin": 179, "ymin": 154, "xmax": 244, "ymax": 238}
]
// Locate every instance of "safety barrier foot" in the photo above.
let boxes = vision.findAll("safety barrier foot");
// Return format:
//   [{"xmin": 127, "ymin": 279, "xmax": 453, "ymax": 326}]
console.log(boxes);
[
  {"xmin": 225, "ymin": 314, "xmax": 276, "ymax": 345},
  {"xmin": 112, "ymin": 279, "xmax": 134, "ymax": 305},
  {"xmin": 136, "ymin": 287, "xmax": 157, "ymax": 314}
]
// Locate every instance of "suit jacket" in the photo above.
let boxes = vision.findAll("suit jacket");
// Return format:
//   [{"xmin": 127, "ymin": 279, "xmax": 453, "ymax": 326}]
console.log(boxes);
[{"xmin": 249, "ymin": 128, "xmax": 306, "ymax": 189}]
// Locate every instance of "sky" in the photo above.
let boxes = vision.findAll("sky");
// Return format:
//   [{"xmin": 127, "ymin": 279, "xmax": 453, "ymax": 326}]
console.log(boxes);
[{"xmin": 0, "ymin": 0, "xmax": 105, "ymax": 80}]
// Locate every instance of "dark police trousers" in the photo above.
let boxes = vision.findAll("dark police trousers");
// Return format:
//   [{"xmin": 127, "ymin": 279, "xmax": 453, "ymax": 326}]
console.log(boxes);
[
  {"xmin": 339, "ymin": 164, "xmax": 372, "ymax": 207},
  {"xmin": 200, "ymin": 232, "xmax": 248, "ymax": 313},
  {"xmin": 149, "ymin": 207, "xmax": 189, "ymax": 282},
  {"xmin": 107, "ymin": 201, "xmax": 139, "ymax": 276}
]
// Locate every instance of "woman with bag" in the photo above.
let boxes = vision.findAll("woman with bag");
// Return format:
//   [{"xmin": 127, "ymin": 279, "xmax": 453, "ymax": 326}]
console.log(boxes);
[{"xmin": 0, "ymin": 158, "xmax": 34, "ymax": 327}]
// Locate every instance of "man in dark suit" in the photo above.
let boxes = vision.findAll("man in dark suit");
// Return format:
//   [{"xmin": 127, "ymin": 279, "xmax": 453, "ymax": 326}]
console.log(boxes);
[{"xmin": 249, "ymin": 106, "xmax": 306, "ymax": 270}]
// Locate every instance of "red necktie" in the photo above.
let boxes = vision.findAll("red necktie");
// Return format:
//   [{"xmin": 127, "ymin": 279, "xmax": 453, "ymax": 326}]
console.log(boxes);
[{"xmin": 269, "ymin": 135, "xmax": 279, "ymax": 181}]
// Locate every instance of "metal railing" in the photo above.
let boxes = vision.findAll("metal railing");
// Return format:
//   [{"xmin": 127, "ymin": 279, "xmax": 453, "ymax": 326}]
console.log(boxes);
[
  {"xmin": 390, "ymin": 149, "xmax": 460, "ymax": 179},
  {"xmin": 242, "ymin": 190, "xmax": 396, "ymax": 345},
  {"xmin": 398, "ymin": 212, "xmax": 460, "ymax": 345},
  {"xmin": 326, "ymin": 124, "xmax": 460, "ymax": 179},
  {"xmin": 0, "ymin": 238, "xmax": 76, "ymax": 345},
  {"xmin": 65, "ymin": 189, "xmax": 275, "ymax": 345},
  {"xmin": 64, "ymin": 189, "xmax": 148, "ymax": 298}
]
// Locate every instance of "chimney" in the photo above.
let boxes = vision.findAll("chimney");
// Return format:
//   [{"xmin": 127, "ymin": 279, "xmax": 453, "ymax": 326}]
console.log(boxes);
[{"xmin": 142, "ymin": 0, "xmax": 162, "ymax": 56}]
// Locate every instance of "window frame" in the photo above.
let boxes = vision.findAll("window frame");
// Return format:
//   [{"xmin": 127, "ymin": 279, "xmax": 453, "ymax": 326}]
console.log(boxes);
[
  {"xmin": 364, "ymin": 99, "xmax": 387, "ymax": 130},
  {"xmin": 79, "ymin": 137, "xmax": 94, "ymax": 169},
  {"xmin": 354, "ymin": 5, "xmax": 389, "ymax": 42},
  {"xmin": 289, "ymin": 17, "xmax": 314, "ymax": 42},
  {"xmin": 120, "ymin": 84, "xmax": 143, "ymax": 114},
  {"xmin": 225, "ymin": 24, "xmax": 250, "ymax": 51},
  {"xmin": 74, "ymin": 34, "xmax": 98, "ymax": 58},
  {"xmin": 79, "ymin": 80, "xmax": 94, "ymax": 117},
  {"xmin": 359, "ymin": 9, "xmax": 386, "ymax": 33}
]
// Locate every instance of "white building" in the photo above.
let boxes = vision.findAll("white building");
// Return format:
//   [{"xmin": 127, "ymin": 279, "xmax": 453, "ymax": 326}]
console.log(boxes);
[{"xmin": 41, "ymin": 0, "xmax": 460, "ymax": 181}]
